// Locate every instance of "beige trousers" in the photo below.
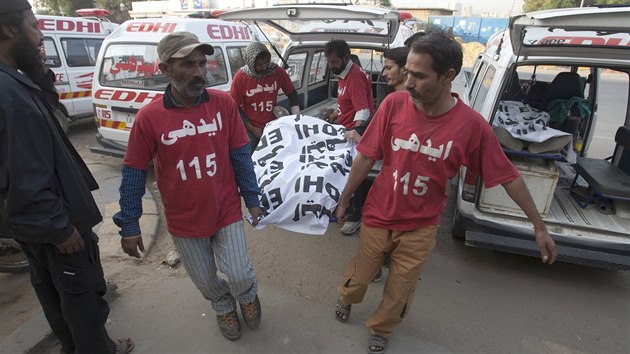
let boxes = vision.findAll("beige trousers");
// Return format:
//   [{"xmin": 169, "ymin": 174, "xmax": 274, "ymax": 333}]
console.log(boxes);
[{"xmin": 337, "ymin": 223, "xmax": 437, "ymax": 337}]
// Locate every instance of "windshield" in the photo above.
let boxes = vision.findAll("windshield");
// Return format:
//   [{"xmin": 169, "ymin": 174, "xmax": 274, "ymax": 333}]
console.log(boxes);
[{"xmin": 99, "ymin": 44, "xmax": 247, "ymax": 90}]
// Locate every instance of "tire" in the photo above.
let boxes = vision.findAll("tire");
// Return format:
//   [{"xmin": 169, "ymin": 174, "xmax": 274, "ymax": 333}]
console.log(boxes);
[
  {"xmin": 451, "ymin": 209, "xmax": 466, "ymax": 240},
  {"xmin": 53, "ymin": 108, "xmax": 69, "ymax": 133}
]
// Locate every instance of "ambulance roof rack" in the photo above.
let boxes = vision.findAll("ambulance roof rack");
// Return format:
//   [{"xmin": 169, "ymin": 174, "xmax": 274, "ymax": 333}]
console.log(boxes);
[{"xmin": 75, "ymin": 8, "xmax": 112, "ymax": 22}]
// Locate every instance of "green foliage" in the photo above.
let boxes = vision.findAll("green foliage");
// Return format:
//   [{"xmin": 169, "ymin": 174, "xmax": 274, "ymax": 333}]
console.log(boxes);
[{"xmin": 524, "ymin": 0, "xmax": 629, "ymax": 12}]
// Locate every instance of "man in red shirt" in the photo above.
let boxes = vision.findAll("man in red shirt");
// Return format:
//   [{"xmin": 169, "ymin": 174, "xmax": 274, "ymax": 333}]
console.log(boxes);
[
  {"xmin": 230, "ymin": 42, "xmax": 300, "ymax": 151},
  {"xmin": 344, "ymin": 46, "xmax": 410, "ymax": 281},
  {"xmin": 334, "ymin": 32, "xmax": 557, "ymax": 354},
  {"xmin": 324, "ymin": 39, "xmax": 374, "ymax": 235},
  {"xmin": 114, "ymin": 32, "xmax": 263, "ymax": 342}
]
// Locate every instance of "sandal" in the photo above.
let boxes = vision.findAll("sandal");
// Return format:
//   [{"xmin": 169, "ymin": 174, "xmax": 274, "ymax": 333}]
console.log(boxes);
[
  {"xmin": 335, "ymin": 298, "xmax": 351, "ymax": 323},
  {"xmin": 114, "ymin": 338, "xmax": 134, "ymax": 354},
  {"xmin": 368, "ymin": 334, "xmax": 388, "ymax": 354}
]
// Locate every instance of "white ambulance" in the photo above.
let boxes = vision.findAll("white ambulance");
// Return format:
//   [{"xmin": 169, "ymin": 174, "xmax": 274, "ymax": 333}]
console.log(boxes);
[
  {"xmin": 91, "ymin": 18, "xmax": 259, "ymax": 156},
  {"xmin": 38, "ymin": 11, "xmax": 118, "ymax": 126}
]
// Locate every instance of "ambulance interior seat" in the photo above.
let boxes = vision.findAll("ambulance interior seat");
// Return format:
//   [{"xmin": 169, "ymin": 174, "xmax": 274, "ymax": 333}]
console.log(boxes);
[
  {"xmin": 571, "ymin": 126, "xmax": 630, "ymax": 208},
  {"xmin": 349, "ymin": 54, "xmax": 362, "ymax": 68},
  {"xmin": 500, "ymin": 69, "xmax": 524, "ymax": 101},
  {"xmin": 544, "ymin": 72, "xmax": 584, "ymax": 104}
]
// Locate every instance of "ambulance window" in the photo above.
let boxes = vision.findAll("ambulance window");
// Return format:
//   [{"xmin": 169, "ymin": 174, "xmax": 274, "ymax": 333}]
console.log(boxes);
[
  {"xmin": 61, "ymin": 38, "xmax": 103, "ymax": 67},
  {"xmin": 43, "ymin": 37, "xmax": 61, "ymax": 68},
  {"xmin": 472, "ymin": 65, "xmax": 495, "ymax": 112},
  {"xmin": 468, "ymin": 61, "xmax": 487, "ymax": 102},
  {"xmin": 308, "ymin": 51, "xmax": 327, "ymax": 85},
  {"xmin": 99, "ymin": 44, "xmax": 229, "ymax": 90},
  {"xmin": 226, "ymin": 46, "xmax": 246, "ymax": 79},
  {"xmin": 285, "ymin": 52, "xmax": 307, "ymax": 89},
  {"xmin": 205, "ymin": 47, "xmax": 228, "ymax": 86}
]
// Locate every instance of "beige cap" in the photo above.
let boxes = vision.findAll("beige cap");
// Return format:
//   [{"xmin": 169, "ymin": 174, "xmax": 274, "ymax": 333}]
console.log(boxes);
[{"xmin": 157, "ymin": 31, "xmax": 214, "ymax": 63}]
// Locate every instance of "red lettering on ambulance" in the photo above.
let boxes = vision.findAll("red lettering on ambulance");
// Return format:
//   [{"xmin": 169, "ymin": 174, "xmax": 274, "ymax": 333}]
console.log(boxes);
[
  {"xmin": 537, "ymin": 36, "xmax": 630, "ymax": 47},
  {"xmin": 94, "ymin": 89, "xmax": 163, "ymax": 104},
  {"xmin": 56, "ymin": 20, "xmax": 75, "ymax": 32},
  {"xmin": 207, "ymin": 24, "xmax": 250, "ymax": 40},
  {"xmin": 112, "ymin": 90, "xmax": 136, "ymax": 102},
  {"xmin": 232, "ymin": 26, "xmax": 250, "ymax": 40},
  {"xmin": 38, "ymin": 19, "xmax": 55, "ymax": 31},
  {"xmin": 94, "ymin": 89, "xmax": 115, "ymax": 100},
  {"xmin": 126, "ymin": 22, "xmax": 177, "ymax": 33},
  {"xmin": 135, "ymin": 92, "xmax": 163, "ymax": 103},
  {"xmin": 74, "ymin": 21, "xmax": 99, "ymax": 33}
]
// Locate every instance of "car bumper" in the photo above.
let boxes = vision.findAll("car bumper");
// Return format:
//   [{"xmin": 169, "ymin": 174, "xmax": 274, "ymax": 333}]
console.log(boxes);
[
  {"xmin": 458, "ymin": 210, "xmax": 630, "ymax": 271},
  {"xmin": 91, "ymin": 133, "xmax": 127, "ymax": 158}
]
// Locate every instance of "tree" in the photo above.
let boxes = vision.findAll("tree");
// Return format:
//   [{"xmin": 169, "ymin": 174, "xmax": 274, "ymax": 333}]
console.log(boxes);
[{"xmin": 523, "ymin": 0, "xmax": 629, "ymax": 12}]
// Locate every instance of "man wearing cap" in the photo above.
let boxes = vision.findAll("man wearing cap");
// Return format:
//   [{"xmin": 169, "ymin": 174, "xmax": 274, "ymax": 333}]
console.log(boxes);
[
  {"xmin": 0, "ymin": 1, "xmax": 133, "ymax": 354},
  {"xmin": 230, "ymin": 41, "xmax": 300, "ymax": 151},
  {"xmin": 114, "ymin": 31, "xmax": 263, "ymax": 341}
]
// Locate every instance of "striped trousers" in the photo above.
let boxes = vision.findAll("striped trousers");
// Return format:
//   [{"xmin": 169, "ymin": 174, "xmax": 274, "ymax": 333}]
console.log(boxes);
[{"xmin": 171, "ymin": 220, "xmax": 257, "ymax": 315}]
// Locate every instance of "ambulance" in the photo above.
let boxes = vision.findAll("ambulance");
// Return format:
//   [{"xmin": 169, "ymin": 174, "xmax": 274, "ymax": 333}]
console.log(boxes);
[
  {"xmin": 91, "ymin": 18, "xmax": 259, "ymax": 156},
  {"xmin": 454, "ymin": 6, "xmax": 630, "ymax": 269},
  {"xmin": 38, "ymin": 10, "xmax": 118, "ymax": 128}
]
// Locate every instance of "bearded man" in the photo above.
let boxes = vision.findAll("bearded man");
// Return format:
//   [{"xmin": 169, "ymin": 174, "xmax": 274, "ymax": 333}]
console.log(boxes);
[{"xmin": 0, "ymin": 1, "xmax": 133, "ymax": 353}]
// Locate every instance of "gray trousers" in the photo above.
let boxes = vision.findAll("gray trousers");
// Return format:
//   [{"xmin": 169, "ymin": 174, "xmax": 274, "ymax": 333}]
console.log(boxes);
[{"xmin": 171, "ymin": 220, "xmax": 257, "ymax": 315}]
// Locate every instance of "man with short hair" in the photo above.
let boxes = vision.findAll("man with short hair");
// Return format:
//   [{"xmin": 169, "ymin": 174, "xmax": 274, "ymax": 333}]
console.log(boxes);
[
  {"xmin": 334, "ymin": 31, "xmax": 557, "ymax": 354},
  {"xmin": 0, "ymin": 1, "xmax": 133, "ymax": 353},
  {"xmin": 375, "ymin": 47, "xmax": 409, "ymax": 107},
  {"xmin": 324, "ymin": 39, "xmax": 374, "ymax": 235},
  {"xmin": 381, "ymin": 47, "xmax": 409, "ymax": 93},
  {"xmin": 114, "ymin": 32, "xmax": 263, "ymax": 341},
  {"xmin": 230, "ymin": 42, "xmax": 300, "ymax": 151}
]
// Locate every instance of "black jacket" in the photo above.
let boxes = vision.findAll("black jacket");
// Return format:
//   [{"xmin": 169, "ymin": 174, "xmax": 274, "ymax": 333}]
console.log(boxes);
[{"xmin": 0, "ymin": 61, "xmax": 101, "ymax": 244}]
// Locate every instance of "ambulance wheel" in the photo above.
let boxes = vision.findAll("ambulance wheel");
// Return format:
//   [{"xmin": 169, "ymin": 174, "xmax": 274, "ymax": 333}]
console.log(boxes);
[
  {"xmin": 53, "ymin": 108, "xmax": 69, "ymax": 133},
  {"xmin": 452, "ymin": 209, "xmax": 466, "ymax": 240}
]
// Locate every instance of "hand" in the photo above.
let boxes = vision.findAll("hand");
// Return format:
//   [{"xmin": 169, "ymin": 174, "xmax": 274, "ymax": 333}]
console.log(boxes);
[
  {"xmin": 534, "ymin": 229, "xmax": 557, "ymax": 264},
  {"xmin": 344, "ymin": 130, "xmax": 362, "ymax": 143},
  {"xmin": 248, "ymin": 206, "xmax": 263, "ymax": 227},
  {"xmin": 121, "ymin": 235, "xmax": 145, "ymax": 258},
  {"xmin": 335, "ymin": 199, "xmax": 350, "ymax": 225},
  {"xmin": 251, "ymin": 126, "xmax": 263, "ymax": 139},
  {"xmin": 56, "ymin": 228, "xmax": 85, "ymax": 254}
]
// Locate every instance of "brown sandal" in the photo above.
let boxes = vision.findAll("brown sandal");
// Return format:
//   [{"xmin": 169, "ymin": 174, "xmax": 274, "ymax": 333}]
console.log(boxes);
[
  {"xmin": 335, "ymin": 298, "xmax": 351, "ymax": 323},
  {"xmin": 114, "ymin": 338, "xmax": 134, "ymax": 354}
]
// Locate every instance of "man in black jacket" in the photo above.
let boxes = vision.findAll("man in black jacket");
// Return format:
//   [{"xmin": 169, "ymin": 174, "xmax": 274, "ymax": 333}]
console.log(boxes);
[{"xmin": 0, "ymin": 1, "xmax": 133, "ymax": 353}]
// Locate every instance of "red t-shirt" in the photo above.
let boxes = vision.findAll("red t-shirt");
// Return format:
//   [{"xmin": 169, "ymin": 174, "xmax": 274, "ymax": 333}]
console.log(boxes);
[
  {"xmin": 230, "ymin": 66, "xmax": 296, "ymax": 129},
  {"xmin": 337, "ymin": 63, "xmax": 374, "ymax": 130},
  {"xmin": 358, "ymin": 92, "xmax": 520, "ymax": 231},
  {"xmin": 124, "ymin": 90, "xmax": 250, "ymax": 237}
]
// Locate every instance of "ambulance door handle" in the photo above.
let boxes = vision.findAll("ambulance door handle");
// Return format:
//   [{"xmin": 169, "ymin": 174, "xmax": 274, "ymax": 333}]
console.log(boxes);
[{"xmin": 55, "ymin": 81, "xmax": 70, "ymax": 86}]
